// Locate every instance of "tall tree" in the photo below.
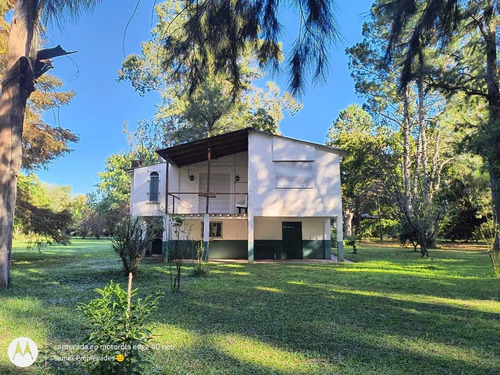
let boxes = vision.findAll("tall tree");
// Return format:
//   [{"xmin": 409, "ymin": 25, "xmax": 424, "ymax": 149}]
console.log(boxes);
[
  {"xmin": 381, "ymin": 0, "xmax": 500, "ymax": 265},
  {"xmin": 119, "ymin": 1, "xmax": 301, "ymax": 147},
  {"xmin": 327, "ymin": 104, "xmax": 387, "ymax": 241},
  {"xmin": 0, "ymin": 0, "xmax": 101, "ymax": 289},
  {"xmin": 347, "ymin": 2, "xmax": 460, "ymax": 256},
  {"xmin": 155, "ymin": 0, "xmax": 339, "ymax": 96}
]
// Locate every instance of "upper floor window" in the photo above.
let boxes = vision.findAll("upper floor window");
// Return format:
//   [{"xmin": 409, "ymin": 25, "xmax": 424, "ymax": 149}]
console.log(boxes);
[{"xmin": 149, "ymin": 172, "xmax": 159, "ymax": 202}]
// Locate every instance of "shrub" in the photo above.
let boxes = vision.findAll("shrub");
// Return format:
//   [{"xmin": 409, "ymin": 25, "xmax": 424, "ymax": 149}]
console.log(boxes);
[
  {"xmin": 112, "ymin": 217, "xmax": 159, "ymax": 275},
  {"xmin": 344, "ymin": 235, "xmax": 358, "ymax": 254},
  {"xmin": 77, "ymin": 276, "xmax": 162, "ymax": 374},
  {"xmin": 191, "ymin": 241, "xmax": 209, "ymax": 277}
]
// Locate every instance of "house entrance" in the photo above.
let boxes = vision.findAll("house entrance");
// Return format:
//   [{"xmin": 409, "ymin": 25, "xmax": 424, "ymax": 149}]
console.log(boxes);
[{"xmin": 282, "ymin": 222, "xmax": 303, "ymax": 259}]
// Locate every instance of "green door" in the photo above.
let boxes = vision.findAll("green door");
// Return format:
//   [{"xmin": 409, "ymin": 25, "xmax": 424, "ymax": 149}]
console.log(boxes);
[{"xmin": 282, "ymin": 222, "xmax": 303, "ymax": 259}]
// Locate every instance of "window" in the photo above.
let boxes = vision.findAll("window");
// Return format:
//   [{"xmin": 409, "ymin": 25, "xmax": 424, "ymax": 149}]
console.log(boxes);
[
  {"xmin": 201, "ymin": 222, "xmax": 223, "ymax": 238},
  {"xmin": 275, "ymin": 162, "xmax": 314, "ymax": 189},
  {"xmin": 149, "ymin": 172, "xmax": 159, "ymax": 202}
]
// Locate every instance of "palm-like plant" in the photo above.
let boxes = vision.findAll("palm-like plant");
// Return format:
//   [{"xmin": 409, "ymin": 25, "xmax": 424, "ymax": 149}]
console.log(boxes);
[{"xmin": 0, "ymin": 0, "xmax": 101, "ymax": 289}]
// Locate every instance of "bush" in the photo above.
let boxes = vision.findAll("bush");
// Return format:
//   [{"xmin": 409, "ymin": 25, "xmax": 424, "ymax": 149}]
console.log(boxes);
[
  {"xmin": 191, "ymin": 241, "xmax": 209, "ymax": 277},
  {"xmin": 77, "ymin": 277, "xmax": 162, "ymax": 374},
  {"xmin": 344, "ymin": 235, "xmax": 358, "ymax": 254},
  {"xmin": 112, "ymin": 217, "xmax": 160, "ymax": 275}
]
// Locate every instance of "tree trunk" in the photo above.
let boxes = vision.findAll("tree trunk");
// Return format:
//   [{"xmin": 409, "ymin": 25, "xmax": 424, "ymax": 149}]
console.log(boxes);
[
  {"xmin": 483, "ymin": 4, "xmax": 500, "ymax": 255},
  {"xmin": 344, "ymin": 210, "xmax": 353, "ymax": 237},
  {"xmin": 402, "ymin": 87, "xmax": 411, "ymax": 212},
  {"xmin": 0, "ymin": 1, "xmax": 37, "ymax": 289}
]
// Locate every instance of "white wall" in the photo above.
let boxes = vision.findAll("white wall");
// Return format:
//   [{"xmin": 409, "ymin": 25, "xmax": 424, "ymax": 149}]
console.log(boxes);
[
  {"xmin": 130, "ymin": 152, "xmax": 248, "ymax": 216},
  {"xmin": 248, "ymin": 132, "xmax": 342, "ymax": 218},
  {"xmin": 171, "ymin": 152, "xmax": 248, "ymax": 214},
  {"xmin": 130, "ymin": 163, "xmax": 167, "ymax": 217},
  {"xmin": 172, "ymin": 219, "xmax": 247, "ymax": 241}
]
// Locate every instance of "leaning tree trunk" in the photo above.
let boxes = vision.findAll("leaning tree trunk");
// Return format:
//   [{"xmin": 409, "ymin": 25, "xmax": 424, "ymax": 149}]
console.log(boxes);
[
  {"xmin": 0, "ymin": 0, "xmax": 37, "ymax": 289},
  {"xmin": 483, "ymin": 5, "xmax": 500, "ymax": 271}
]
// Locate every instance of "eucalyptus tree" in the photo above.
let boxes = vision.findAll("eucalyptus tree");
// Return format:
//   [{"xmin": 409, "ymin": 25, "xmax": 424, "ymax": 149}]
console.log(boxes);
[
  {"xmin": 347, "ymin": 2, "xmax": 459, "ymax": 256},
  {"xmin": 381, "ymin": 0, "xmax": 500, "ymax": 267},
  {"xmin": 0, "ymin": 0, "xmax": 101, "ymax": 289}
]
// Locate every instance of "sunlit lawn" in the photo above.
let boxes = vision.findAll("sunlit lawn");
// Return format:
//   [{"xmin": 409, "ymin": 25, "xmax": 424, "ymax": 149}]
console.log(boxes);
[{"xmin": 1, "ymin": 239, "xmax": 499, "ymax": 374}]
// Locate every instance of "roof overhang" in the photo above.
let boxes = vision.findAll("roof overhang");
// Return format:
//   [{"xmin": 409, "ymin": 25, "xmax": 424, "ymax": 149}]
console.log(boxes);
[
  {"xmin": 156, "ymin": 127, "xmax": 347, "ymax": 167},
  {"xmin": 156, "ymin": 128, "xmax": 250, "ymax": 167}
]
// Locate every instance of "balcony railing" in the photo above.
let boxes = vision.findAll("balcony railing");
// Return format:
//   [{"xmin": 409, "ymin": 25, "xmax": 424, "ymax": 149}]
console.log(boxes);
[{"xmin": 167, "ymin": 192, "xmax": 248, "ymax": 215}]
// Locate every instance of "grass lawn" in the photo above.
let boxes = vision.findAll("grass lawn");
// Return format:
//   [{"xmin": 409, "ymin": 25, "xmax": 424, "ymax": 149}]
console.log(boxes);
[{"xmin": 1, "ymin": 239, "xmax": 499, "ymax": 374}]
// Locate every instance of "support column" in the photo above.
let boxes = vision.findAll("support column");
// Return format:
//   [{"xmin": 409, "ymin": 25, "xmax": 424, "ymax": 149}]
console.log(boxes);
[
  {"xmin": 248, "ymin": 215, "xmax": 254, "ymax": 263},
  {"xmin": 336, "ymin": 215, "xmax": 344, "ymax": 262},
  {"xmin": 162, "ymin": 214, "xmax": 170, "ymax": 262},
  {"xmin": 324, "ymin": 218, "xmax": 332, "ymax": 260},
  {"xmin": 203, "ymin": 214, "xmax": 210, "ymax": 261}
]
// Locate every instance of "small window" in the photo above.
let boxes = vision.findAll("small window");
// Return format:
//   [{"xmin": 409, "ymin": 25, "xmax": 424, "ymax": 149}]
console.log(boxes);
[
  {"xmin": 201, "ymin": 222, "xmax": 223, "ymax": 238},
  {"xmin": 149, "ymin": 172, "xmax": 159, "ymax": 202}
]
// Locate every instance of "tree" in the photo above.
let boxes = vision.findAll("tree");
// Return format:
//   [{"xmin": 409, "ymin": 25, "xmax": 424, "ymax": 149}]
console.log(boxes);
[
  {"xmin": 154, "ymin": 0, "xmax": 339, "ymax": 97},
  {"xmin": 15, "ymin": 173, "xmax": 73, "ymax": 250},
  {"xmin": 326, "ymin": 104, "xmax": 387, "ymax": 242},
  {"xmin": 0, "ymin": 0, "xmax": 101, "ymax": 289},
  {"xmin": 119, "ymin": 2, "xmax": 301, "ymax": 147},
  {"xmin": 381, "ymin": 0, "xmax": 500, "ymax": 267}
]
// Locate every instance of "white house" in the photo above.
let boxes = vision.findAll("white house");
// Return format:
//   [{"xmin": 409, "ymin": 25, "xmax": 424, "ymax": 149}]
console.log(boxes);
[{"xmin": 129, "ymin": 128, "xmax": 345, "ymax": 262}]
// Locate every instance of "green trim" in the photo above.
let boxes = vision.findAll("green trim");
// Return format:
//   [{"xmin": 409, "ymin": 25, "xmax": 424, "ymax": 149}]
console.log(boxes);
[
  {"xmin": 337, "ymin": 241, "xmax": 344, "ymax": 262},
  {"xmin": 302, "ymin": 240, "xmax": 328, "ymax": 259},
  {"xmin": 255, "ymin": 240, "xmax": 330, "ymax": 260},
  {"xmin": 325, "ymin": 240, "xmax": 332, "ymax": 259},
  {"xmin": 167, "ymin": 240, "xmax": 246, "ymax": 259},
  {"xmin": 162, "ymin": 241, "xmax": 168, "ymax": 263}
]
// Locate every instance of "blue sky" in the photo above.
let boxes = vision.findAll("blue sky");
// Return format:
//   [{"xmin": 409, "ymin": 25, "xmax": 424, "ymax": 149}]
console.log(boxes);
[{"xmin": 36, "ymin": 0, "xmax": 374, "ymax": 195}]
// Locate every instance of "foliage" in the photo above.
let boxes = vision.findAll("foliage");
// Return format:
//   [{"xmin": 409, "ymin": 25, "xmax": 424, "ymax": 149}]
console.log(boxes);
[
  {"xmin": 398, "ymin": 219, "xmax": 419, "ymax": 252},
  {"xmin": 112, "ymin": 217, "xmax": 159, "ymax": 275},
  {"xmin": 119, "ymin": 1, "xmax": 301, "ymax": 148},
  {"xmin": 344, "ymin": 235, "xmax": 358, "ymax": 254},
  {"xmin": 0, "ymin": 5, "xmax": 79, "ymax": 171},
  {"xmin": 77, "ymin": 279, "xmax": 162, "ymax": 375},
  {"xmin": 191, "ymin": 241, "xmax": 209, "ymax": 277},
  {"xmin": 381, "ymin": 0, "xmax": 500, "ymax": 262},
  {"xmin": 327, "ymin": 104, "xmax": 388, "ymax": 239},
  {"xmin": 149, "ymin": 0, "xmax": 338, "ymax": 96},
  {"xmin": 15, "ymin": 173, "xmax": 73, "ymax": 250},
  {"xmin": 168, "ymin": 216, "xmax": 195, "ymax": 291}
]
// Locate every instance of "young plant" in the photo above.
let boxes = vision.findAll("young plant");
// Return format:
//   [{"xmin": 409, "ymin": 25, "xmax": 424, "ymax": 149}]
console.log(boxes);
[
  {"xmin": 168, "ymin": 216, "xmax": 194, "ymax": 291},
  {"xmin": 344, "ymin": 235, "xmax": 358, "ymax": 254},
  {"xmin": 191, "ymin": 240, "xmax": 209, "ymax": 277},
  {"xmin": 112, "ymin": 217, "xmax": 159, "ymax": 275},
  {"xmin": 77, "ymin": 274, "xmax": 162, "ymax": 374}
]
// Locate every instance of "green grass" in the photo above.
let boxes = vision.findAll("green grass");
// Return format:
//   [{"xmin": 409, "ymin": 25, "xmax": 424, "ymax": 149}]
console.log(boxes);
[{"xmin": 1, "ymin": 239, "xmax": 499, "ymax": 374}]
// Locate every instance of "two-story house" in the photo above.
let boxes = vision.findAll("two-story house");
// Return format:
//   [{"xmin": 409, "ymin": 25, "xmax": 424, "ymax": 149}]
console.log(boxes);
[{"xmin": 129, "ymin": 128, "xmax": 345, "ymax": 262}]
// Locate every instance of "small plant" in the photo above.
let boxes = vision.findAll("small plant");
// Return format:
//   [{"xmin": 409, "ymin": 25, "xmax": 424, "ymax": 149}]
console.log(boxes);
[
  {"xmin": 344, "ymin": 235, "xmax": 358, "ymax": 254},
  {"xmin": 112, "ymin": 217, "xmax": 159, "ymax": 275},
  {"xmin": 191, "ymin": 241, "xmax": 209, "ymax": 277},
  {"xmin": 168, "ymin": 216, "xmax": 194, "ymax": 291},
  {"xmin": 77, "ymin": 274, "xmax": 162, "ymax": 375}
]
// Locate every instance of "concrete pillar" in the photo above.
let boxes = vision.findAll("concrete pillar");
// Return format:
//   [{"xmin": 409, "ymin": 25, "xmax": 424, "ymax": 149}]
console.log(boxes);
[
  {"xmin": 203, "ymin": 214, "xmax": 210, "ymax": 261},
  {"xmin": 324, "ymin": 218, "xmax": 332, "ymax": 260},
  {"xmin": 336, "ymin": 215, "xmax": 344, "ymax": 262},
  {"xmin": 248, "ymin": 215, "xmax": 254, "ymax": 263},
  {"xmin": 162, "ymin": 214, "xmax": 170, "ymax": 262}
]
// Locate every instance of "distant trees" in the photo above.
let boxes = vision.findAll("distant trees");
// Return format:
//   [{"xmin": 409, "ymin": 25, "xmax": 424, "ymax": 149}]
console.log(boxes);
[{"xmin": 381, "ymin": 0, "xmax": 500, "ymax": 270}]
